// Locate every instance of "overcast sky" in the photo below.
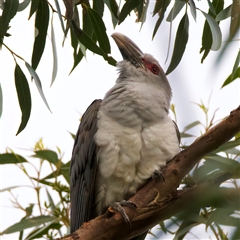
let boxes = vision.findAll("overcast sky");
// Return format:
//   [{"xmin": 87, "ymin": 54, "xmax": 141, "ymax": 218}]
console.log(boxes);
[{"xmin": 1, "ymin": 1, "xmax": 239, "ymax": 239}]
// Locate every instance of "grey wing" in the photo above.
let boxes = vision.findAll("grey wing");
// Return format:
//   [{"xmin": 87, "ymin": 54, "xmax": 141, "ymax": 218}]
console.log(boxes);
[
  {"xmin": 172, "ymin": 120, "xmax": 181, "ymax": 144},
  {"xmin": 70, "ymin": 99, "xmax": 102, "ymax": 233}
]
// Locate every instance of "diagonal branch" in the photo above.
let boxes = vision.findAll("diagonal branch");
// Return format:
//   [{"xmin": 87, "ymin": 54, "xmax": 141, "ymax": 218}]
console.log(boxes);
[{"xmin": 57, "ymin": 105, "xmax": 240, "ymax": 240}]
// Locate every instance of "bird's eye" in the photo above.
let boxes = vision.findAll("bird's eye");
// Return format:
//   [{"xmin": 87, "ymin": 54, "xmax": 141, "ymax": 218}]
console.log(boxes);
[{"xmin": 151, "ymin": 64, "xmax": 159, "ymax": 75}]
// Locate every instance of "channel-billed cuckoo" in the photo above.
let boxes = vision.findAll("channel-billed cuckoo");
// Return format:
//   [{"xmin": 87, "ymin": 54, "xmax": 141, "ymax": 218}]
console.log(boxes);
[{"xmin": 70, "ymin": 33, "xmax": 180, "ymax": 239}]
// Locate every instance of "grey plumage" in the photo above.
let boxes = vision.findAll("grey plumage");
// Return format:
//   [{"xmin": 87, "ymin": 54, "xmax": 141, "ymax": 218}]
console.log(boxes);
[{"xmin": 70, "ymin": 33, "xmax": 180, "ymax": 238}]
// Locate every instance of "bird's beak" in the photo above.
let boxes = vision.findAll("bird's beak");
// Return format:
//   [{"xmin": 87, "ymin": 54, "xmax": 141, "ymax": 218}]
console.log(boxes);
[{"xmin": 111, "ymin": 33, "xmax": 144, "ymax": 68}]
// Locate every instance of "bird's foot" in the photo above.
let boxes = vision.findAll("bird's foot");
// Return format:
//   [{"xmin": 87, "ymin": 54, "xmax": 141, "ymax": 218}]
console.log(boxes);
[
  {"xmin": 151, "ymin": 169, "xmax": 165, "ymax": 182},
  {"xmin": 109, "ymin": 200, "xmax": 136, "ymax": 226}
]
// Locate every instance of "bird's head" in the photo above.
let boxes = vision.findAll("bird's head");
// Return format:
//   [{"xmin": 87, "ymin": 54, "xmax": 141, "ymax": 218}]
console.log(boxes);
[{"xmin": 111, "ymin": 33, "xmax": 171, "ymax": 96}]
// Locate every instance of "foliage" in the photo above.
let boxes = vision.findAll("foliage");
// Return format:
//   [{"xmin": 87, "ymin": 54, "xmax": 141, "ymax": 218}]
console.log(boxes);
[
  {"xmin": 0, "ymin": 0, "xmax": 239, "ymax": 134},
  {"xmin": 1, "ymin": 103, "xmax": 239, "ymax": 239}
]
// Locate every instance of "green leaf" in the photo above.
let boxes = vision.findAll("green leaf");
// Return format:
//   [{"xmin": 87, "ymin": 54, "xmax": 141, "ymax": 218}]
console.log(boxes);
[
  {"xmin": 206, "ymin": 0, "xmax": 216, "ymax": 15},
  {"xmin": 0, "ymin": 0, "xmax": 19, "ymax": 44},
  {"xmin": 31, "ymin": 0, "xmax": 49, "ymax": 70},
  {"xmin": 28, "ymin": 0, "xmax": 39, "ymax": 19},
  {"xmin": 46, "ymin": 189, "xmax": 56, "ymax": 214},
  {"xmin": 50, "ymin": 15, "xmax": 58, "ymax": 86},
  {"xmin": 183, "ymin": 120, "xmax": 201, "ymax": 131},
  {"xmin": 166, "ymin": 0, "xmax": 185, "ymax": 22},
  {"xmin": 166, "ymin": 13, "xmax": 189, "ymax": 75},
  {"xmin": 18, "ymin": 0, "xmax": 30, "ymax": 12},
  {"xmin": 118, "ymin": 0, "xmax": 143, "ymax": 24},
  {"xmin": 0, "ymin": 153, "xmax": 28, "ymax": 164},
  {"xmin": 93, "ymin": 0, "xmax": 104, "ymax": 17},
  {"xmin": 33, "ymin": 150, "xmax": 58, "ymax": 165},
  {"xmin": 222, "ymin": 67, "xmax": 240, "ymax": 88},
  {"xmin": 200, "ymin": 10, "xmax": 222, "ymax": 51},
  {"xmin": 2, "ymin": 216, "xmax": 57, "ymax": 234},
  {"xmin": 14, "ymin": 64, "xmax": 32, "ymax": 135},
  {"xmin": 215, "ymin": 4, "xmax": 232, "ymax": 22},
  {"xmin": 152, "ymin": 0, "xmax": 171, "ymax": 39},
  {"xmin": 25, "ymin": 222, "xmax": 62, "ymax": 240},
  {"xmin": 25, "ymin": 62, "xmax": 52, "ymax": 112},
  {"xmin": 212, "ymin": 139, "xmax": 240, "ymax": 154},
  {"xmin": 189, "ymin": 0, "xmax": 197, "ymax": 21},
  {"xmin": 0, "ymin": 82, "xmax": 2, "ymax": 118},
  {"xmin": 53, "ymin": 0, "xmax": 65, "ymax": 32},
  {"xmin": 104, "ymin": 0, "xmax": 119, "ymax": 27},
  {"xmin": 0, "ymin": 186, "xmax": 23, "ymax": 192},
  {"xmin": 230, "ymin": 0, "xmax": 240, "ymax": 39},
  {"xmin": 85, "ymin": 6, "xmax": 111, "ymax": 54}
]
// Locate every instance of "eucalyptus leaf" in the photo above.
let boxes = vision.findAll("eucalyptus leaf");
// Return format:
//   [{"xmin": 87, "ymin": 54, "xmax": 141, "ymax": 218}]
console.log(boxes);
[
  {"xmin": 166, "ymin": 13, "xmax": 189, "ymax": 75},
  {"xmin": 33, "ymin": 150, "xmax": 59, "ymax": 165},
  {"xmin": 18, "ymin": 0, "xmax": 30, "ymax": 12},
  {"xmin": 221, "ymin": 67, "xmax": 240, "ymax": 88},
  {"xmin": 14, "ymin": 64, "xmax": 32, "ymax": 135},
  {"xmin": 230, "ymin": 0, "xmax": 240, "ymax": 38},
  {"xmin": 31, "ymin": 0, "xmax": 49, "ymax": 70},
  {"xmin": 189, "ymin": 0, "xmax": 197, "ymax": 21},
  {"xmin": 200, "ymin": 10, "xmax": 222, "ymax": 51},
  {"xmin": 0, "ymin": 153, "xmax": 28, "ymax": 164},
  {"xmin": 51, "ymin": 15, "xmax": 58, "ymax": 86},
  {"xmin": 25, "ymin": 62, "xmax": 52, "ymax": 112},
  {"xmin": 206, "ymin": 0, "xmax": 216, "ymax": 15},
  {"xmin": 2, "ymin": 216, "xmax": 57, "ymax": 234},
  {"xmin": 166, "ymin": 0, "xmax": 185, "ymax": 22},
  {"xmin": 54, "ymin": 0, "xmax": 65, "ymax": 32},
  {"xmin": 28, "ymin": 0, "xmax": 39, "ymax": 19},
  {"xmin": 215, "ymin": 4, "xmax": 232, "ymax": 22}
]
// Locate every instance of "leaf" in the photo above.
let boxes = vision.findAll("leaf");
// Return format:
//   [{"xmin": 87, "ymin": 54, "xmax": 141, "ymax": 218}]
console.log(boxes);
[
  {"xmin": 93, "ymin": 0, "xmax": 104, "ymax": 17},
  {"xmin": 212, "ymin": 139, "xmax": 240, "ymax": 154},
  {"xmin": 0, "ymin": 0, "xmax": 19, "ymax": 44},
  {"xmin": 0, "ymin": 82, "xmax": 2, "ymax": 118},
  {"xmin": 230, "ymin": 0, "xmax": 240, "ymax": 39},
  {"xmin": 33, "ymin": 150, "xmax": 58, "ymax": 165},
  {"xmin": 85, "ymin": 6, "xmax": 111, "ymax": 53},
  {"xmin": 166, "ymin": 0, "xmax": 185, "ymax": 22},
  {"xmin": 206, "ymin": 0, "xmax": 216, "ymax": 15},
  {"xmin": 200, "ymin": 10, "xmax": 222, "ymax": 51},
  {"xmin": 152, "ymin": 0, "xmax": 171, "ymax": 39},
  {"xmin": 222, "ymin": 67, "xmax": 240, "ymax": 88},
  {"xmin": 62, "ymin": 0, "xmax": 74, "ymax": 37},
  {"xmin": 0, "ymin": 186, "xmax": 23, "ymax": 192},
  {"xmin": 28, "ymin": 0, "xmax": 39, "ymax": 19},
  {"xmin": 183, "ymin": 120, "xmax": 201, "ymax": 131},
  {"xmin": 25, "ymin": 62, "xmax": 51, "ymax": 112},
  {"xmin": 25, "ymin": 222, "xmax": 62, "ymax": 240},
  {"xmin": 0, "ymin": 153, "xmax": 28, "ymax": 164},
  {"xmin": 46, "ymin": 189, "xmax": 56, "ymax": 214},
  {"xmin": 53, "ymin": 0, "xmax": 65, "ymax": 32},
  {"xmin": 118, "ymin": 0, "xmax": 143, "ymax": 24},
  {"xmin": 31, "ymin": 0, "xmax": 49, "ymax": 70},
  {"xmin": 215, "ymin": 4, "xmax": 232, "ymax": 22},
  {"xmin": 14, "ymin": 64, "xmax": 32, "ymax": 135},
  {"xmin": 104, "ymin": 0, "xmax": 118, "ymax": 28},
  {"xmin": 166, "ymin": 13, "xmax": 189, "ymax": 75},
  {"xmin": 2, "ymin": 216, "xmax": 57, "ymax": 234},
  {"xmin": 18, "ymin": 0, "xmax": 30, "ymax": 12},
  {"xmin": 189, "ymin": 0, "xmax": 197, "ymax": 21},
  {"xmin": 50, "ymin": 15, "xmax": 58, "ymax": 86}
]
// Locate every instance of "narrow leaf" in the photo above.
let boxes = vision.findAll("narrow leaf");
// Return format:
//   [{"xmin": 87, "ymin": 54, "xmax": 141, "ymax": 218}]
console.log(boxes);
[
  {"xmin": 0, "ymin": 153, "xmax": 28, "ymax": 164},
  {"xmin": 53, "ymin": 0, "xmax": 65, "ymax": 32},
  {"xmin": 33, "ymin": 150, "xmax": 58, "ymax": 165},
  {"xmin": 51, "ymin": 15, "xmax": 58, "ymax": 86},
  {"xmin": 221, "ymin": 67, "xmax": 240, "ymax": 88},
  {"xmin": 31, "ymin": 0, "xmax": 49, "ymax": 70},
  {"xmin": 166, "ymin": 13, "xmax": 189, "ymax": 75},
  {"xmin": 183, "ymin": 120, "xmax": 201, "ymax": 131},
  {"xmin": 18, "ymin": 0, "xmax": 30, "ymax": 12},
  {"xmin": 230, "ymin": 0, "xmax": 240, "ymax": 39},
  {"xmin": 0, "ymin": 82, "xmax": 2, "ymax": 118},
  {"xmin": 85, "ymin": 6, "xmax": 111, "ymax": 53},
  {"xmin": 189, "ymin": 0, "xmax": 197, "ymax": 21},
  {"xmin": 93, "ymin": 0, "xmax": 104, "ymax": 17},
  {"xmin": 0, "ymin": 186, "xmax": 24, "ymax": 192},
  {"xmin": 46, "ymin": 189, "xmax": 56, "ymax": 214},
  {"xmin": 104, "ymin": 0, "xmax": 119, "ymax": 28},
  {"xmin": 62, "ymin": 0, "xmax": 74, "ymax": 37},
  {"xmin": 2, "ymin": 216, "xmax": 57, "ymax": 234},
  {"xmin": 152, "ymin": 0, "xmax": 171, "ymax": 39},
  {"xmin": 212, "ymin": 139, "xmax": 240, "ymax": 153},
  {"xmin": 200, "ymin": 10, "xmax": 222, "ymax": 51},
  {"xmin": 14, "ymin": 64, "xmax": 32, "ymax": 135},
  {"xmin": 215, "ymin": 4, "xmax": 232, "ymax": 22},
  {"xmin": 118, "ymin": 0, "xmax": 143, "ymax": 24},
  {"xmin": 166, "ymin": 0, "xmax": 185, "ymax": 22},
  {"xmin": 25, "ymin": 62, "xmax": 51, "ymax": 112},
  {"xmin": 207, "ymin": 0, "xmax": 216, "ymax": 15},
  {"xmin": 28, "ymin": 0, "xmax": 39, "ymax": 19},
  {"xmin": 0, "ymin": 0, "xmax": 19, "ymax": 42}
]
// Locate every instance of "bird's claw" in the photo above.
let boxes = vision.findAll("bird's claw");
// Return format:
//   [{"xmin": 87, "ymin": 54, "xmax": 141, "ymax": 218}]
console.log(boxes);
[
  {"xmin": 109, "ymin": 200, "xmax": 136, "ymax": 226},
  {"xmin": 152, "ymin": 169, "xmax": 165, "ymax": 182}
]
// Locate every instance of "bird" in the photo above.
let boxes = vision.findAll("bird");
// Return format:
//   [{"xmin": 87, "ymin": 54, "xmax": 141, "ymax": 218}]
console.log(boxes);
[{"xmin": 70, "ymin": 33, "xmax": 180, "ymax": 239}]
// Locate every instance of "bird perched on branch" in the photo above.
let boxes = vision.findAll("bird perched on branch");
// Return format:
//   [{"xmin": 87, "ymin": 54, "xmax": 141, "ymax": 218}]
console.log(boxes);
[{"xmin": 70, "ymin": 33, "xmax": 180, "ymax": 239}]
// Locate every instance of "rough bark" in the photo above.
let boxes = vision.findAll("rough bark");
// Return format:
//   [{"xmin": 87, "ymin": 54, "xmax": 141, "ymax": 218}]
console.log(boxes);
[{"xmin": 57, "ymin": 106, "xmax": 240, "ymax": 240}]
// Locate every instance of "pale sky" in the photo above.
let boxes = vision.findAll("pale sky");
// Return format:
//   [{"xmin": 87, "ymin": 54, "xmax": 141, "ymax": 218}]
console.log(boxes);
[{"xmin": 1, "ymin": 1, "xmax": 239, "ymax": 239}]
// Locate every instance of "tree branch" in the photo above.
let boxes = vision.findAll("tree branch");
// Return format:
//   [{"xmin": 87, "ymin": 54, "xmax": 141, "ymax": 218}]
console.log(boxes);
[{"xmin": 57, "ymin": 106, "xmax": 240, "ymax": 240}]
